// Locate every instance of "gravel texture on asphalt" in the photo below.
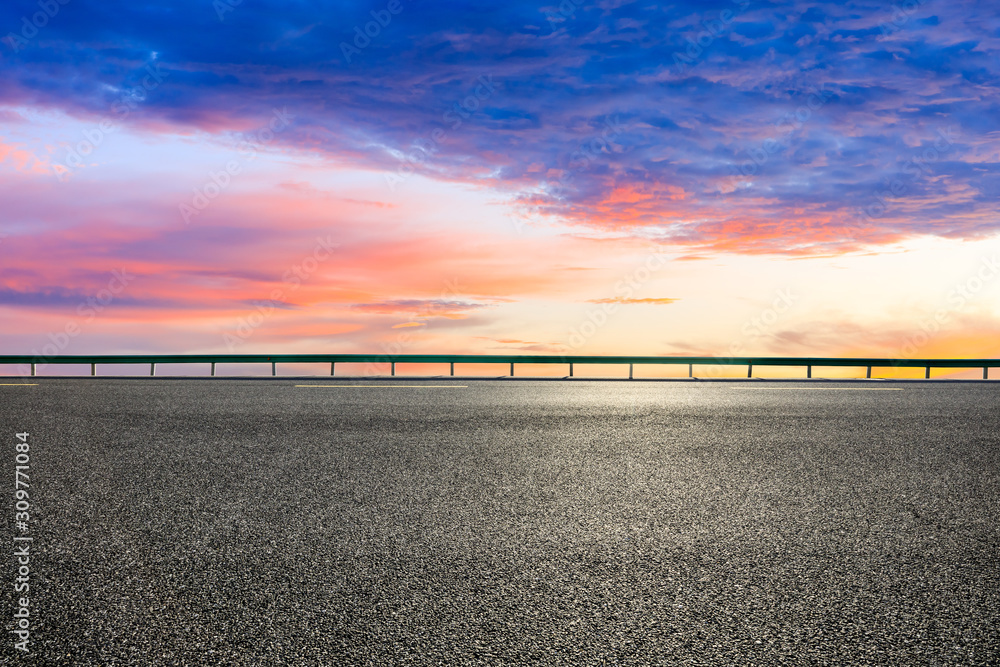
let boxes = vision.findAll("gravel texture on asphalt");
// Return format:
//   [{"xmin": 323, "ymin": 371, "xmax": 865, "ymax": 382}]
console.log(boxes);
[{"xmin": 1, "ymin": 379, "xmax": 998, "ymax": 665}]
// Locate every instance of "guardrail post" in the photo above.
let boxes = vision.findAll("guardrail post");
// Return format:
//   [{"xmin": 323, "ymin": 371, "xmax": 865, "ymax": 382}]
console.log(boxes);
[
  {"xmin": 984, "ymin": 367, "xmax": 989, "ymax": 380},
  {"xmin": 629, "ymin": 363, "xmax": 633, "ymax": 380},
  {"xmin": 271, "ymin": 362, "xmax": 276, "ymax": 377},
  {"xmin": 807, "ymin": 365, "xmax": 812, "ymax": 379},
  {"xmin": 331, "ymin": 362, "xmax": 335, "ymax": 376},
  {"xmin": 150, "ymin": 363, "xmax": 155, "ymax": 377},
  {"xmin": 450, "ymin": 362, "xmax": 454, "ymax": 377},
  {"xmin": 747, "ymin": 363, "xmax": 752, "ymax": 378},
  {"xmin": 391, "ymin": 362, "xmax": 395, "ymax": 376},
  {"xmin": 688, "ymin": 363, "xmax": 693, "ymax": 378},
  {"xmin": 925, "ymin": 366, "xmax": 931, "ymax": 379},
  {"xmin": 509, "ymin": 362, "xmax": 514, "ymax": 377},
  {"xmin": 211, "ymin": 362, "xmax": 216, "ymax": 377},
  {"xmin": 866, "ymin": 366, "xmax": 872, "ymax": 379},
  {"xmin": 569, "ymin": 362, "xmax": 573, "ymax": 377},
  {"xmin": 30, "ymin": 363, "xmax": 35, "ymax": 377},
  {"xmin": 91, "ymin": 363, "xmax": 96, "ymax": 377}
]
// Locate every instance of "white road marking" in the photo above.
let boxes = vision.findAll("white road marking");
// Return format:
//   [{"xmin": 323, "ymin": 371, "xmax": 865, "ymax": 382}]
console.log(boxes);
[{"xmin": 728, "ymin": 387, "xmax": 903, "ymax": 391}]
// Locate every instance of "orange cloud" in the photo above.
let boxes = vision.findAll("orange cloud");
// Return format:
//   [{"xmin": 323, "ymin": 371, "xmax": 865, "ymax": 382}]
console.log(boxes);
[
  {"xmin": 587, "ymin": 297, "xmax": 680, "ymax": 305},
  {"xmin": 352, "ymin": 300, "xmax": 488, "ymax": 320},
  {"xmin": 0, "ymin": 139, "xmax": 50, "ymax": 175}
]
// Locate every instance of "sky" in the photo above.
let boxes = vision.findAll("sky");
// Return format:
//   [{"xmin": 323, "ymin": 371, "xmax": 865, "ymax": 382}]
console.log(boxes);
[{"xmin": 1, "ymin": 0, "xmax": 999, "ymax": 376}]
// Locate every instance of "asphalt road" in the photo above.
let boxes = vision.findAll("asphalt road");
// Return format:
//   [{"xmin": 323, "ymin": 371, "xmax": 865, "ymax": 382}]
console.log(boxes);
[{"xmin": 1, "ymin": 379, "xmax": 998, "ymax": 665}]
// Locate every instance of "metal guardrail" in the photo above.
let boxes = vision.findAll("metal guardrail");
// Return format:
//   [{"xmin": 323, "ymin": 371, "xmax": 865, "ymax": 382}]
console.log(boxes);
[{"xmin": 0, "ymin": 354, "xmax": 998, "ymax": 379}]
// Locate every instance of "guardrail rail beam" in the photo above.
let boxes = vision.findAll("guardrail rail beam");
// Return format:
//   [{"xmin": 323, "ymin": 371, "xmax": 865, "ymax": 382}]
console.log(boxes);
[{"xmin": 1, "ymin": 355, "xmax": 997, "ymax": 380}]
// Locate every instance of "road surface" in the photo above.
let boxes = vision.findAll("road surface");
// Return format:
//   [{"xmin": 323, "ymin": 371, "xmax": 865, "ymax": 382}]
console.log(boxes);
[{"xmin": 1, "ymin": 379, "xmax": 998, "ymax": 664}]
